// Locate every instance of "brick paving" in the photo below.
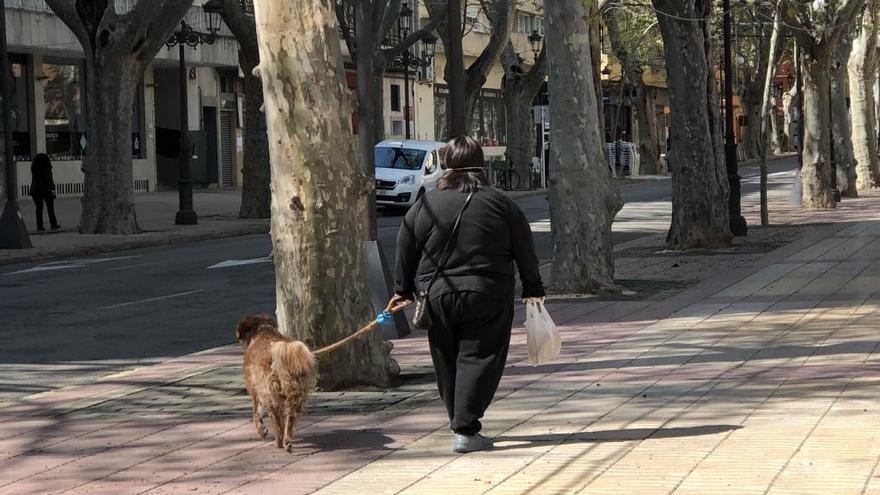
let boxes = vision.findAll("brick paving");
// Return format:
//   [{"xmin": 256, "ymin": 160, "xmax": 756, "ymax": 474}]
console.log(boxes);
[{"xmin": 3, "ymin": 185, "xmax": 880, "ymax": 493}]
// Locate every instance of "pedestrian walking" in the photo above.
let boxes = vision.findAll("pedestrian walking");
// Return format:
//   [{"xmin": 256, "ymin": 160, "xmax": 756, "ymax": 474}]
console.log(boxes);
[
  {"xmin": 29, "ymin": 153, "xmax": 60, "ymax": 232},
  {"xmin": 392, "ymin": 136, "xmax": 545, "ymax": 453}
]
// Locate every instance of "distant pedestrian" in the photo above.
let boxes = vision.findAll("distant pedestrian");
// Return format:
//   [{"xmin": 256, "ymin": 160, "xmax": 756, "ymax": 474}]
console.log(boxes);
[
  {"xmin": 29, "ymin": 153, "xmax": 60, "ymax": 232},
  {"xmin": 392, "ymin": 136, "xmax": 545, "ymax": 453}
]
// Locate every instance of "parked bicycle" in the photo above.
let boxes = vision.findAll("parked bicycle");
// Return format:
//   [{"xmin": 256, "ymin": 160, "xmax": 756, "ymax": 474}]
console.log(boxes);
[{"xmin": 489, "ymin": 161, "xmax": 522, "ymax": 191}]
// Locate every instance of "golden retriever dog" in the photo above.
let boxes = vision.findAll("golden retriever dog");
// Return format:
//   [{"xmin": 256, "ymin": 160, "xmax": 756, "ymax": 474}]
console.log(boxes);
[{"xmin": 235, "ymin": 314, "xmax": 316, "ymax": 452}]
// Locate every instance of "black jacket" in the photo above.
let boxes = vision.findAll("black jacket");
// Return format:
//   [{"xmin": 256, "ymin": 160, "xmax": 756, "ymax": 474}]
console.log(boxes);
[
  {"xmin": 30, "ymin": 157, "xmax": 55, "ymax": 199},
  {"xmin": 394, "ymin": 186, "xmax": 545, "ymax": 300}
]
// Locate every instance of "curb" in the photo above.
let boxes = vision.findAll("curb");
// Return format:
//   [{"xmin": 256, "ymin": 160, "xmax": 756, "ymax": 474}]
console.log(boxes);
[{"xmin": 0, "ymin": 222, "xmax": 269, "ymax": 267}]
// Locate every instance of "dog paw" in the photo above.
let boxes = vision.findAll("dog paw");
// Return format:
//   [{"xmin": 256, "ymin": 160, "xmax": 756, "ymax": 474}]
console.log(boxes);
[
  {"xmin": 256, "ymin": 425, "xmax": 269, "ymax": 439},
  {"xmin": 283, "ymin": 440, "xmax": 293, "ymax": 453}
]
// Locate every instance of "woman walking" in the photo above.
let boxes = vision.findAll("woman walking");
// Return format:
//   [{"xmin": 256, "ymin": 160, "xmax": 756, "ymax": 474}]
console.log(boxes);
[
  {"xmin": 393, "ymin": 136, "xmax": 545, "ymax": 453},
  {"xmin": 29, "ymin": 153, "xmax": 60, "ymax": 232}
]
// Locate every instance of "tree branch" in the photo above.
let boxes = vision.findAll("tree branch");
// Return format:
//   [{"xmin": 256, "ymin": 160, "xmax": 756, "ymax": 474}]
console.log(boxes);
[
  {"xmin": 44, "ymin": 0, "xmax": 90, "ymax": 48},
  {"xmin": 382, "ymin": 18, "xmax": 439, "ymax": 61},
  {"xmin": 465, "ymin": 0, "xmax": 513, "ymax": 91},
  {"xmin": 336, "ymin": 0, "xmax": 358, "ymax": 60},
  {"xmin": 122, "ymin": 0, "xmax": 194, "ymax": 61},
  {"xmin": 377, "ymin": 0, "xmax": 402, "ymax": 41}
]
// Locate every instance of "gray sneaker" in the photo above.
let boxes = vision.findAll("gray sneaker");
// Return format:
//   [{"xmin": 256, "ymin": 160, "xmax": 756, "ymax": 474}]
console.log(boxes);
[{"xmin": 453, "ymin": 433, "xmax": 494, "ymax": 453}]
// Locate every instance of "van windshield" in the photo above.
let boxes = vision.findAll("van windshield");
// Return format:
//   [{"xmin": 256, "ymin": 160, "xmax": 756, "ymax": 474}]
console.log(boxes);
[{"xmin": 375, "ymin": 147, "xmax": 426, "ymax": 170}]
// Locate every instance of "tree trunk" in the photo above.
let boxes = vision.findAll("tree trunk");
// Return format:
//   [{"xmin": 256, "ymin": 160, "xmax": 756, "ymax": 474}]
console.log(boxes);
[
  {"xmin": 781, "ymin": 0, "xmax": 864, "ymax": 207},
  {"xmin": 848, "ymin": 0, "xmax": 880, "ymax": 190},
  {"xmin": 769, "ymin": 94, "xmax": 782, "ymax": 153},
  {"xmin": 253, "ymin": 0, "xmax": 398, "ymax": 390},
  {"xmin": 545, "ymin": 0, "xmax": 623, "ymax": 294},
  {"xmin": 501, "ymin": 44, "xmax": 546, "ymax": 180},
  {"xmin": 739, "ymin": 92, "xmax": 761, "ymax": 160},
  {"xmin": 44, "ymin": 0, "xmax": 195, "ymax": 233},
  {"xmin": 800, "ymin": 56, "xmax": 836, "ymax": 208},
  {"xmin": 832, "ymin": 37, "xmax": 858, "ymax": 197},
  {"xmin": 758, "ymin": 7, "xmax": 781, "ymax": 225},
  {"xmin": 79, "ymin": 60, "xmax": 140, "ymax": 234},
  {"xmin": 237, "ymin": 43, "xmax": 271, "ymax": 218},
  {"xmin": 633, "ymin": 73, "xmax": 659, "ymax": 175},
  {"xmin": 502, "ymin": 83, "xmax": 534, "ymax": 175},
  {"xmin": 220, "ymin": 0, "xmax": 270, "ymax": 219},
  {"xmin": 652, "ymin": 0, "xmax": 731, "ymax": 249}
]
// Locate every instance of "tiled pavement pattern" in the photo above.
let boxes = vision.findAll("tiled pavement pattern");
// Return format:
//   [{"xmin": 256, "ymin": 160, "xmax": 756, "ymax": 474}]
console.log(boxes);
[{"xmin": 3, "ymin": 191, "xmax": 880, "ymax": 494}]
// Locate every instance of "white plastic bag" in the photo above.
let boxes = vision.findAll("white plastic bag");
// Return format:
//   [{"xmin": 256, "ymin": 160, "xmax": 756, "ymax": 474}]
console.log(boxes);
[{"xmin": 525, "ymin": 301, "xmax": 561, "ymax": 365}]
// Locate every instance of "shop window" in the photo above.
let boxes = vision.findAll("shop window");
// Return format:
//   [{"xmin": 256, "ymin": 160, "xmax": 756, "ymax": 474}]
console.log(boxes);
[
  {"xmin": 434, "ymin": 85, "xmax": 449, "ymax": 142},
  {"xmin": 470, "ymin": 89, "xmax": 506, "ymax": 146},
  {"xmin": 42, "ymin": 60, "xmax": 86, "ymax": 160}
]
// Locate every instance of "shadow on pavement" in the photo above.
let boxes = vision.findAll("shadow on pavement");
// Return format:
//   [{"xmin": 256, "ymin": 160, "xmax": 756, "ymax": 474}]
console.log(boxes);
[{"xmin": 492, "ymin": 424, "xmax": 742, "ymax": 451}]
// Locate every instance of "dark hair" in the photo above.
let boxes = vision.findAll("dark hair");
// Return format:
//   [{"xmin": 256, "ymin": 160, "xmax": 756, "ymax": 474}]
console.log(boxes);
[
  {"xmin": 438, "ymin": 136, "xmax": 488, "ymax": 193},
  {"xmin": 31, "ymin": 153, "xmax": 51, "ymax": 175}
]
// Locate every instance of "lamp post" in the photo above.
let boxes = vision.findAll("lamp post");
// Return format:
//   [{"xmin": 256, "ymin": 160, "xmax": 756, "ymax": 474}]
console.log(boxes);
[
  {"xmin": 165, "ymin": 3, "xmax": 222, "ymax": 225},
  {"xmin": 722, "ymin": 0, "xmax": 747, "ymax": 236},
  {"xmin": 0, "ymin": 0, "xmax": 31, "ymax": 248},
  {"xmin": 393, "ymin": 3, "xmax": 436, "ymax": 140},
  {"xmin": 528, "ymin": 29, "xmax": 543, "ymax": 61}
]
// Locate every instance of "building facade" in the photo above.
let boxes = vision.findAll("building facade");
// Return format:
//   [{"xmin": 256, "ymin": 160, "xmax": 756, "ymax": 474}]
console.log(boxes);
[{"xmin": 2, "ymin": 0, "xmax": 242, "ymax": 200}]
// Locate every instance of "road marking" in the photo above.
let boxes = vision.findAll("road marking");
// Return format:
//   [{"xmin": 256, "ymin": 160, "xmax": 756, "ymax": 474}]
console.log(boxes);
[
  {"xmin": 101, "ymin": 289, "xmax": 205, "ymax": 310},
  {"xmin": 4, "ymin": 256, "xmax": 141, "ymax": 276},
  {"xmin": 105, "ymin": 261, "xmax": 163, "ymax": 272},
  {"xmin": 206, "ymin": 257, "xmax": 272, "ymax": 270}
]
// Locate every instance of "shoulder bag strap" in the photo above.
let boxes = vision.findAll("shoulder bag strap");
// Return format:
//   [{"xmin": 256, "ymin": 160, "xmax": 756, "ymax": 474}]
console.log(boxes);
[{"xmin": 423, "ymin": 192, "xmax": 474, "ymax": 294}]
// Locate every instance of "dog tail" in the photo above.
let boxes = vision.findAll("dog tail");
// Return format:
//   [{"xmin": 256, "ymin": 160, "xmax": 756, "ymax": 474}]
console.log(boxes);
[{"xmin": 270, "ymin": 340, "xmax": 317, "ymax": 391}]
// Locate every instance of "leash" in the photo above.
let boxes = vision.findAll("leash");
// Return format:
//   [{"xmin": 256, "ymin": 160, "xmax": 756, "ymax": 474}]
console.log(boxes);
[{"xmin": 312, "ymin": 299, "xmax": 412, "ymax": 356}]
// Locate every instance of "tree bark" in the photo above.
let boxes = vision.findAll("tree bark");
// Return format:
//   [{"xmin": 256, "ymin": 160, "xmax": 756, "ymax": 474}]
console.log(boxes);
[
  {"xmin": 848, "ymin": 0, "xmax": 880, "ymax": 190},
  {"xmin": 781, "ymin": 0, "xmax": 865, "ymax": 208},
  {"xmin": 219, "ymin": 0, "xmax": 271, "ymax": 219},
  {"xmin": 739, "ymin": 92, "xmax": 762, "ymax": 160},
  {"xmin": 800, "ymin": 57, "xmax": 836, "ymax": 208},
  {"xmin": 45, "ymin": 0, "xmax": 195, "ymax": 234},
  {"xmin": 769, "ymin": 89, "xmax": 783, "ymax": 153},
  {"xmin": 633, "ymin": 72, "xmax": 659, "ymax": 175},
  {"xmin": 253, "ymin": 0, "xmax": 398, "ymax": 389},
  {"xmin": 832, "ymin": 36, "xmax": 858, "ymax": 197},
  {"xmin": 80, "ymin": 60, "xmax": 140, "ymax": 234},
  {"xmin": 758, "ymin": 7, "xmax": 782, "ymax": 225},
  {"xmin": 652, "ymin": 0, "xmax": 732, "ymax": 249},
  {"xmin": 501, "ymin": 43, "xmax": 546, "ymax": 179},
  {"xmin": 545, "ymin": 0, "xmax": 623, "ymax": 294}
]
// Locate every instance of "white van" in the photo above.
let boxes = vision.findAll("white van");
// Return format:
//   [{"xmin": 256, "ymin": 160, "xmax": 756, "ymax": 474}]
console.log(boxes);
[{"xmin": 374, "ymin": 140, "xmax": 447, "ymax": 209}]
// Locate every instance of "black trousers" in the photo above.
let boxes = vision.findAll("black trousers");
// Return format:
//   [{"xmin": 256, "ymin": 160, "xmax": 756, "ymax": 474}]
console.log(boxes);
[
  {"xmin": 33, "ymin": 195, "xmax": 58, "ymax": 229},
  {"xmin": 427, "ymin": 291, "xmax": 514, "ymax": 435}
]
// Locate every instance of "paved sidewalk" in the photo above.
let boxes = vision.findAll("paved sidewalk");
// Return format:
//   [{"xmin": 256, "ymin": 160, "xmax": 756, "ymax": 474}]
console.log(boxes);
[
  {"xmin": 3, "ymin": 178, "xmax": 880, "ymax": 493},
  {"xmin": 2, "ymin": 190, "xmax": 268, "ymax": 265}
]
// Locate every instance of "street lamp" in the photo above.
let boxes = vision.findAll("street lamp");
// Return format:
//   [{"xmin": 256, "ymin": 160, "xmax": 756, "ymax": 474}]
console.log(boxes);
[
  {"xmin": 528, "ymin": 29, "xmax": 543, "ymax": 61},
  {"xmin": 0, "ymin": 0, "xmax": 31, "ymax": 248},
  {"xmin": 165, "ymin": 2, "xmax": 222, "ymax": 225},
  {"xmin": 393, "ymin": 3, "xmax": 436, "ymax": 139},
  {"xmin": 722, "ymin": 0, "xmax": 747, "ymax": 236}
]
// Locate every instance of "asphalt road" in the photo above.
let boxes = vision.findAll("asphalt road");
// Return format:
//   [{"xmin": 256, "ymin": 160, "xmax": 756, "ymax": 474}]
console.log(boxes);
[{"xmin": 0, "ymin": 158, "xmax": 797, "ymax": 403}]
